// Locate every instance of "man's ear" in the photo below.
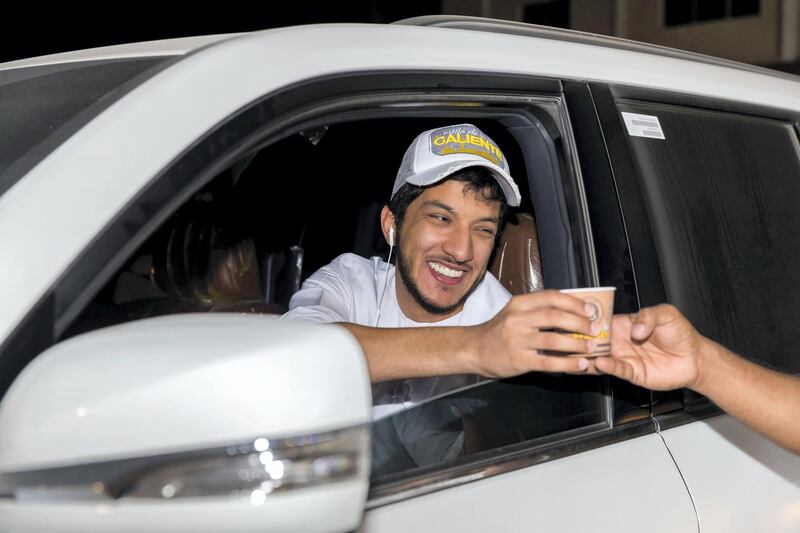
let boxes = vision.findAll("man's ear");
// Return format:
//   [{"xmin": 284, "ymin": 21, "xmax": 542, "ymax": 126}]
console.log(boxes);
[{"xmin": 380, "ymin": 206, "xmax": 396, "ymax": 246}]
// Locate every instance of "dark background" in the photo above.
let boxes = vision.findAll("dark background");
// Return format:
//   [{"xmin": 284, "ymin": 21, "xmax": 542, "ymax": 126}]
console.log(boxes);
[
  {"xmin": 0, "ymin": 2, "xmax": 442, "ymax": 64},
  {"xmin": 3, "ymin": 1, "xmax": 796, "ymax": 73}
]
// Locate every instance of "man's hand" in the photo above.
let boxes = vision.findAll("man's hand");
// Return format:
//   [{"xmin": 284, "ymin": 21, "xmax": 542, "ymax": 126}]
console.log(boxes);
[
  {"xmin": 593, "ymin": 304, "xmax": 706, "ymax": 390},
  {"xmin": 469, "ymin": 290, "xmax": 598, "ymax": 377},
  {"xmin": 593, "ymin": 304, "xmax": 800, "ymax": 455}
]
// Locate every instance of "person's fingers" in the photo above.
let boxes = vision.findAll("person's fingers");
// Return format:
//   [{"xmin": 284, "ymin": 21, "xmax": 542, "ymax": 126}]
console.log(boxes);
[
  {"xmin": 594, "ymin": 356, "xmax": 636, "ymax": 382},
  {"xmin": 562, "ymin": 356, "xmax": 603, "ymax": 375},
  {"xmin": 631, "ymin": 303, "xmax": 686, "ymax": 340},
  {"xmin": 517, "ymin": 309, "xmax": 595, "ymax": 336},
  {"xmin": 610, "ymin": 316, "xmax": 635, "ymax": 352},
  {"xmin": 529, "ymin": 353, "xmax": 590, "ymax": 373},
  {"xmin": 611, "ymin": 314, "xmax": 633, "ymax": 335},
  {"xmin": 531, "ymin": 331, "xmax": 595, "ymax": 354},
  {"xmin": 581, "ymin": 358, "xmax": 602, "ymax": 375},
  {"xmin": 630, "ymin": 308, "xmax": 659, "ymax": 340},
  {"xmin": 593, "ymin": 355, "xmax": 614, "ymax": 373},
  {"xmin": 512, "ymin": 290, "xmax": 595, "ymax": 318}
]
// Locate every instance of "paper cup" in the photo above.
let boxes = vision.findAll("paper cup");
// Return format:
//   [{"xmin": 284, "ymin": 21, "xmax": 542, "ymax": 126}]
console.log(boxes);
[{"xmin": 559, "ymin": 287, "xmax": 616, "ymax": 356}]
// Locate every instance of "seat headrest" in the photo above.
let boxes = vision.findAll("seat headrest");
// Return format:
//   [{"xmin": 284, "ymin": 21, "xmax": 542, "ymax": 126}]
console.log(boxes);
[
  {"xmin": 490, "ymin": 213, "xmax": 544, "ymax": 295},
  {"xmin": 153, "ymin": 219, "xmax": 261, "ymax": 304},
  {"xmin": 203, "ymin": 237, "xmax": 261, "ymax": 303}
]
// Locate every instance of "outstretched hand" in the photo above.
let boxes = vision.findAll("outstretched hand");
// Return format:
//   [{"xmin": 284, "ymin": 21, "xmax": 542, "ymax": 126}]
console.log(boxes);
[
  {"xmin": 472, "ymin": 290, "xmax": 598, "ymax": 377},
  {"xmin": 593, "ymin": 304, "xmax": 706, "ymax": 391}
]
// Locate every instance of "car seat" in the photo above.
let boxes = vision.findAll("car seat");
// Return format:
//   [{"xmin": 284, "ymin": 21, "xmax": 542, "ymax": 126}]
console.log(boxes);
[
  {"xmin": 490, "ymin": 213, "xmax": 544, "ymax": 295},
  {"xmin": 128, "ymin": 218, "xmax": 287, "ymax": 317}
]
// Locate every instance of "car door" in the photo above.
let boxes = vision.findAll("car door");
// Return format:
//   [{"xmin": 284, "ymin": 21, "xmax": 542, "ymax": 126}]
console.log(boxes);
[
  {"xmin": 362, "ymin": 383, "xmax": 696, "ymax": 533},
  {"xmin": 360, "ymin": 80, "xmax": 697, "ymax": 532}
]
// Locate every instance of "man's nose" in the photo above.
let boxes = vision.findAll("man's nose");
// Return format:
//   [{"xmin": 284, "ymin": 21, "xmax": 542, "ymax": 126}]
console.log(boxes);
[{"xmin": 442, "ymin": 225, "xmax": 473, "ymax": 263}]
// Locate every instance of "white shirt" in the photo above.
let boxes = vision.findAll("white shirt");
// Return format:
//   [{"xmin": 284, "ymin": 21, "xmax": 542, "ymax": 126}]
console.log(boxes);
[{"xmin": 283, "ymin": 252, "xmax": 511, "ymax": 329}]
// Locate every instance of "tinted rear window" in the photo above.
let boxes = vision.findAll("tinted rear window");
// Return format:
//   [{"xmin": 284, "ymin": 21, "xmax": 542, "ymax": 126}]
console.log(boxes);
[
  {"xmin": 0, "ymin": 57, "xmax": 173, "ymax": 198},
  {"xmin": 621, "ymin": 101, "xmax": 800, "ymax": 373}
]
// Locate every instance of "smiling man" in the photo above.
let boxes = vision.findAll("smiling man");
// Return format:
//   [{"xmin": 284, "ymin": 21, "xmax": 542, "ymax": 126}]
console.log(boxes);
[
  {"xmin": 385, "ymin": 172, "xmax": 505, "ymax": 324},
  {"xmin": 284, "ymin": 124, "xmax": 597, "ymax": 406}
]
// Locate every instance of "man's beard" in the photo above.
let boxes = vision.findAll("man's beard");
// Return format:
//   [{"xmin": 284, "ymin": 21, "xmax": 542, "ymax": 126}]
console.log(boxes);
[{"xmin": 395, "ymin": 240, "xmax": 486, "ymax": 317}]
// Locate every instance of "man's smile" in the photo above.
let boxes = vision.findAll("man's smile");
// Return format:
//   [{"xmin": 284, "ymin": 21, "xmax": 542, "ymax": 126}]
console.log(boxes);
[{"xmin": 426, "ymin": 260, "xmax": 468, "ymax": 285}]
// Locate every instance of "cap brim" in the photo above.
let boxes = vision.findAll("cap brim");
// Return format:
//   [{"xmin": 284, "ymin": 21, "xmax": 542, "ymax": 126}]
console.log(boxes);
[{"xmin": 404, "ymin": 160, "xmax": 521, "ymax": 207}]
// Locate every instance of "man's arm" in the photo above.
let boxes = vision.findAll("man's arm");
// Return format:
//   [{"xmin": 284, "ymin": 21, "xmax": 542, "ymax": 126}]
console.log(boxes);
[
  {"xmin": 595, "ymin": 304, "xmax": 800, "ymax": 454},
  {"xmin": 342, "ymin": 290, "xmax": 600, "ymax": 383}
]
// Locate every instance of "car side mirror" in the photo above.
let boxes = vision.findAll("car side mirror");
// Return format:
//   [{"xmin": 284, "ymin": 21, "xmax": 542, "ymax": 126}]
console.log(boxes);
[{"xmin": 0, "ymin": 314, "xmax": 371, "ymax": 532}]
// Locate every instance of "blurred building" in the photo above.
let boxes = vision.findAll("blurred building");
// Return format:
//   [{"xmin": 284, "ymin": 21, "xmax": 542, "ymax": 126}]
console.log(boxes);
[
  {"xmin": 5, "ymin": 0, "xmax": 799, "ymax": 74},
  {"xmin": 441, "ymin": 0, "xmax": 800, "ymax": 73}
]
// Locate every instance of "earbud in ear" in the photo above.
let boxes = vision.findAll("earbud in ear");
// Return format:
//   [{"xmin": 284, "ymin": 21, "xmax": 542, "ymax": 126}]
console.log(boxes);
[{"xmin": 388, "ymin": 226, "xmax": 396, "ymax": 247}]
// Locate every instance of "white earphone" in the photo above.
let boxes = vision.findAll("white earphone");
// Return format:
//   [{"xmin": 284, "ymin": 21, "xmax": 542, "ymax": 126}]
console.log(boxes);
[{"xmin": 375, "ymin": 225, "xmax": 396, "ymax": 327}]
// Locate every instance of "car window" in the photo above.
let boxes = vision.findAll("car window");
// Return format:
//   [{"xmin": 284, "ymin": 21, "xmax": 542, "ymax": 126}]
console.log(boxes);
[
  {"xmin": 0, "ymin": 57, "xmax": 174, "ymax": 198},
  {"xmin": 619, "ymin": 101, "xmax": 800, "ymax": 373},
  {"xmin": 54, "ymin": 96, "xmax": 616, "ymax": 493},
  {"xmin": 364, "ymin": 99, "xmax": 620, "ymax": 495},
  {"xmin": 370, "ymin": 373, "xmax": 606, "ymax": 483}
]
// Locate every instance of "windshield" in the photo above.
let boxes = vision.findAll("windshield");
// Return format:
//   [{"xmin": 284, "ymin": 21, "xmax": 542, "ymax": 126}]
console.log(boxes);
[{"xmin": 0, "ymin": 56, "xmax": 175, "ymax": 198}]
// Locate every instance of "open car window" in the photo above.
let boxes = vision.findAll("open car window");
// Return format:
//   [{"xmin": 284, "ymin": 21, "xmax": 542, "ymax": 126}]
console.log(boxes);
[{"xmin": 50, "ymin": 85, "xmax": 620, "ymax": 505}]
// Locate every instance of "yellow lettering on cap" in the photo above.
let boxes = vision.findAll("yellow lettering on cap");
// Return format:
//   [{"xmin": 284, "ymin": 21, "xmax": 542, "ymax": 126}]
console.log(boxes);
[
  {"xmin": 489, "ymin": 143, "xmax": 504, "ymax": 161},
  {"xmin": 478, "ymin": 137, "xmax": 490, "ymax": 150},
  {"xmin": 446, "ymin": 133, "xmax": 458, "ymax": 144},
  {"xmin": 456, "ymin": 133, "xmax": 469, "ymax": 144},
  {"xmin": 469, "ymin": 135, "xmax": 482, "ymax": 147},
  {"xmin": 433, "ymin": 136, "xmax": 446, "ymax": 146},
  {"xmin": 442, "ymin": 146, "xmax": 502, "ymax": 165}
]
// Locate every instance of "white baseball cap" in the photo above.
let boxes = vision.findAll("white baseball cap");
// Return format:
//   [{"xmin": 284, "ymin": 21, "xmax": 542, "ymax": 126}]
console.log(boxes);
[{"xmin": 392, "ymin": 123, "xmax": 521, "ymax": 206}]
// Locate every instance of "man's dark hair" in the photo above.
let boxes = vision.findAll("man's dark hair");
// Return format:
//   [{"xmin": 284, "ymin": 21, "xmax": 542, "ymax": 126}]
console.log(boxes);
[{"xmin": 388, "ymin": 166, "xmax": 509, "ymax": 229}]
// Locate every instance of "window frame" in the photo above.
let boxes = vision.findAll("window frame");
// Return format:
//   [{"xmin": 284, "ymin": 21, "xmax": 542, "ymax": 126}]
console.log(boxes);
[{"xmin": 1, "ymin": 71, "xmax": 659, "ymax": 506}]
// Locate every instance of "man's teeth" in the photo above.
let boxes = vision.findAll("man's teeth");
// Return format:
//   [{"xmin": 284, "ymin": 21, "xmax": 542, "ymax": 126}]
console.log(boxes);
[{"xmin": 428, "ymin": 262, "xmax": 464, "ymax": 278}]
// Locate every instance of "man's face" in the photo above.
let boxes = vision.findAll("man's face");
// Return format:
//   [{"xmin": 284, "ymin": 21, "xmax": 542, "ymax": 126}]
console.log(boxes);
[{"xmin": 393, "ymin": 179, "xmax": 502, "ymax": 322}]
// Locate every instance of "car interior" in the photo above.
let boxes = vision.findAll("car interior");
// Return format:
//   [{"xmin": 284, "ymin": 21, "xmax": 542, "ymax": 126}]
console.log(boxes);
[{"xmin": 65, "ymin": 116, "xmax": 551, "ymax": 338}]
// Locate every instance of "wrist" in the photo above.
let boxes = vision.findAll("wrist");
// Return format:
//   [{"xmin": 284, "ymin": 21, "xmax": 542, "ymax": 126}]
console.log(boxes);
[
  {"xmin": 691, "ymin": 337, "xmax": 729, "ymax": 395},
  {"xmin": 458, "ymin": 325, "xmax": 483, "ymax": 375}
]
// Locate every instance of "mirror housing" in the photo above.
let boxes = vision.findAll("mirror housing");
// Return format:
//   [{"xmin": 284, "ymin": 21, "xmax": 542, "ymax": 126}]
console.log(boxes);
[{"xmin": 0, "ymin": 314, "xmax": 371, "ymax": 532}]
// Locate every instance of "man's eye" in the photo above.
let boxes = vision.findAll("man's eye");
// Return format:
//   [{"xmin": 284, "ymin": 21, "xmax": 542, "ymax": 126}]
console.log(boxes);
[
  {"xmin": 478, "ymin": 227, "xmax": 497, "ymax": 237},
  {"xmin": 430, "ymin": 214, "xmax": 450, "ymax": 224}
]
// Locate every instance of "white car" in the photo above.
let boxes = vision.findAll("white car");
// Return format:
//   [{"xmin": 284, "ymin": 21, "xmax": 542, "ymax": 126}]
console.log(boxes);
[{"xmin": 1, "ymin": 16, "xmax": 799, "ymax": 532}]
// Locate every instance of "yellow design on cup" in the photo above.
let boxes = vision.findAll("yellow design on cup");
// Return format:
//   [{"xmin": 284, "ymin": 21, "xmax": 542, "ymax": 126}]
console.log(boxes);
[
  {"xmin": 559, "ymin": 287, "xmax": 616, "ymax": 357},
  {"xmin": 570, "ymin": 329, "xmax": 609, "ymax": 341}
]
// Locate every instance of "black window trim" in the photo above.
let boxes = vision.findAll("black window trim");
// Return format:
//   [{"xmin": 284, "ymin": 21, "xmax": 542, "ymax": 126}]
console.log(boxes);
[
  {"xmin": 564, "ymin": 81, "xmax": 658, "ymax": 427},
  {"xmin": 607, "ymin": 83, "xmax": 800, "ymax": 125}
]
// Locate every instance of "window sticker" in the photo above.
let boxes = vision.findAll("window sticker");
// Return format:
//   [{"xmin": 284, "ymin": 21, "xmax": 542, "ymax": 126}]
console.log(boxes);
[{"xmin": 621, "ymin": 112, "xmax": 666, "ymax": 140}]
